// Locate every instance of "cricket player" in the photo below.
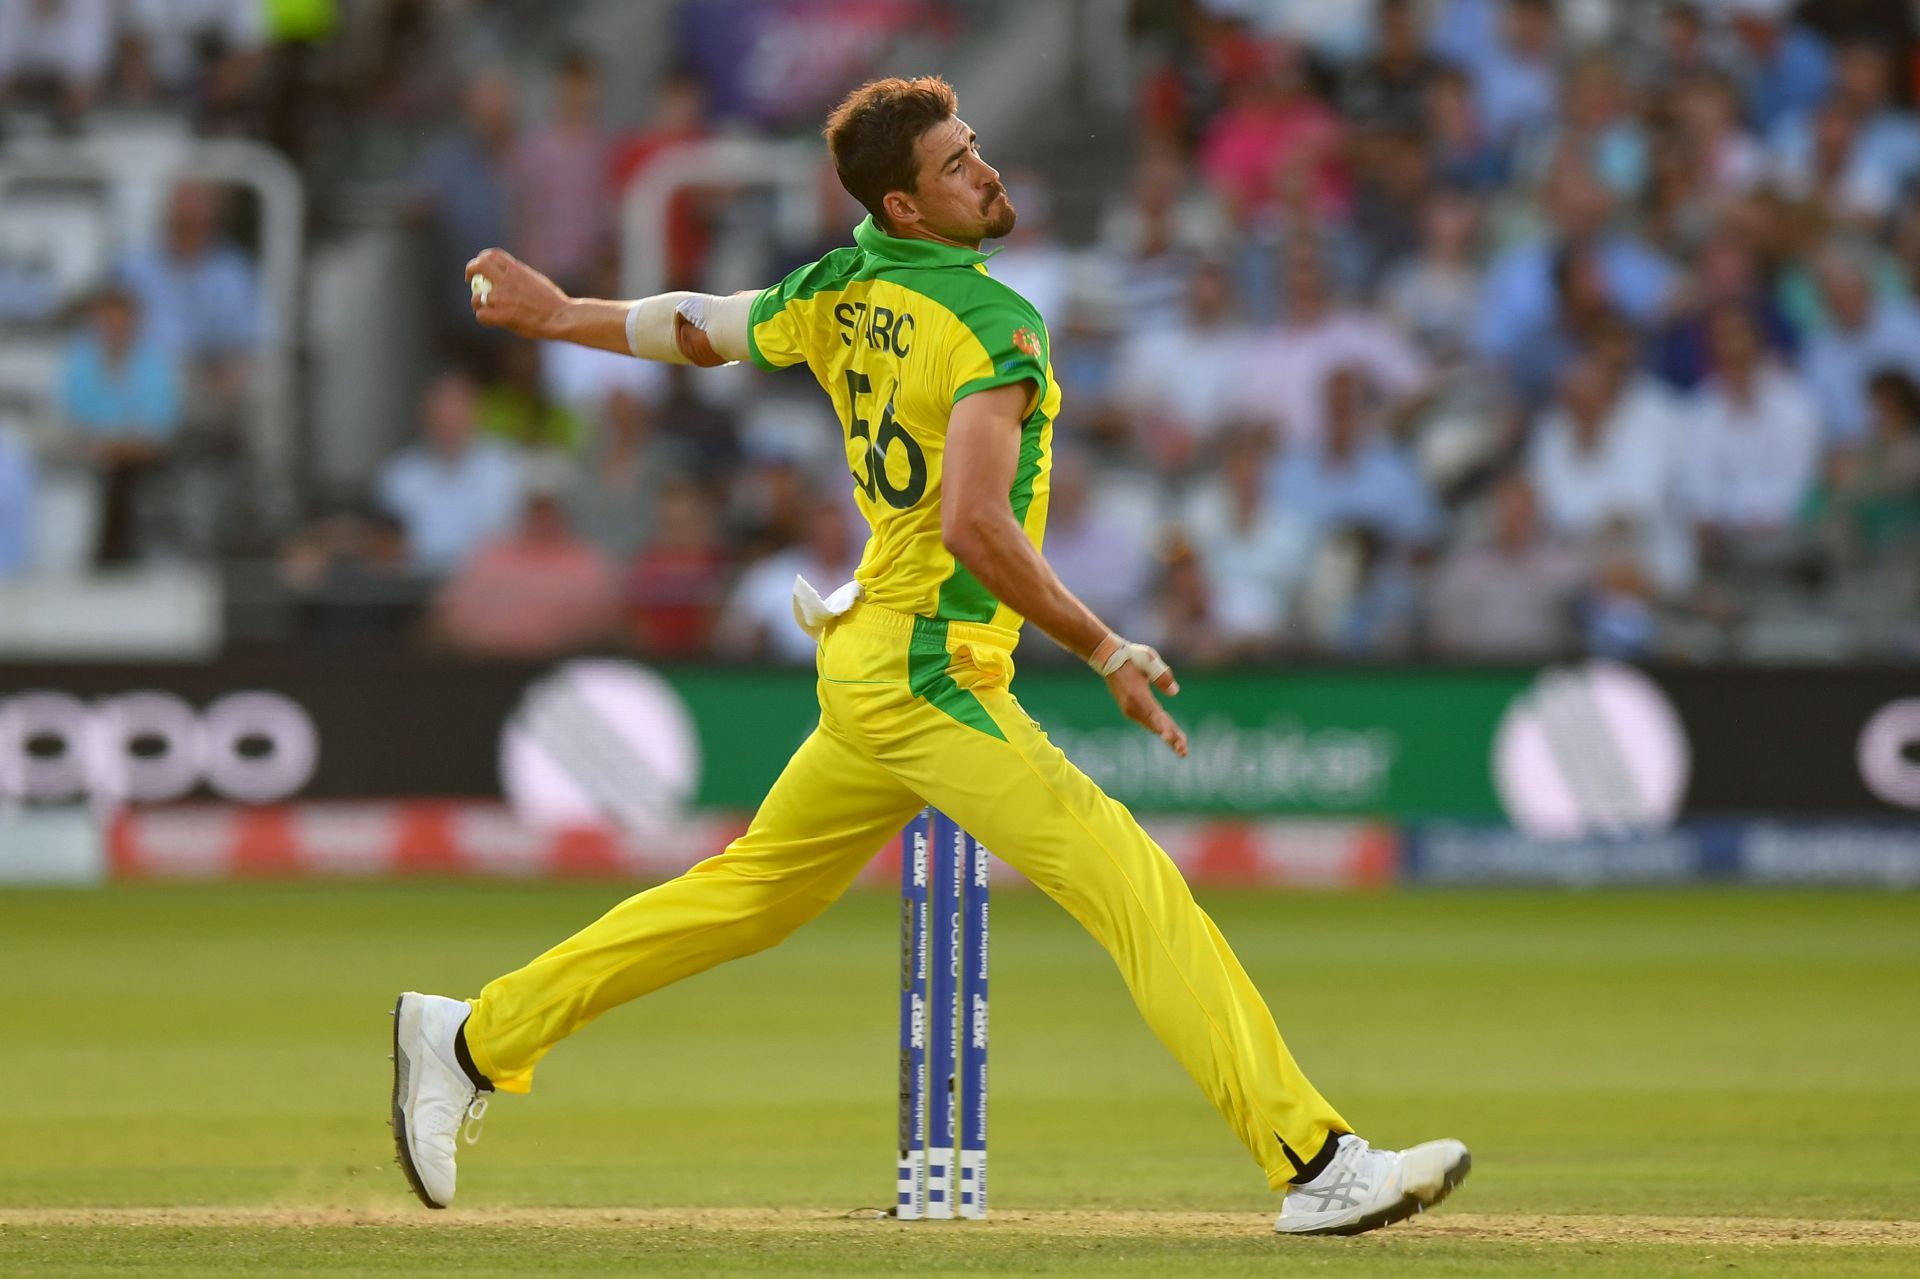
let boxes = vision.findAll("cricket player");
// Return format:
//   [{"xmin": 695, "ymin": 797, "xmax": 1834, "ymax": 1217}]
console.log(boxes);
[{"xmin": 391, "ymin": 76, "xmax": 1468, "ymax": 1236}]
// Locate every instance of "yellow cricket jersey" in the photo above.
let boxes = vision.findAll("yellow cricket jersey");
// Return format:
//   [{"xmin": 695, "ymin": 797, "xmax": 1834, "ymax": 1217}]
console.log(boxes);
[{"xmin": 747, "ymin": 215, "xmax": 1061, "ymax": 640}]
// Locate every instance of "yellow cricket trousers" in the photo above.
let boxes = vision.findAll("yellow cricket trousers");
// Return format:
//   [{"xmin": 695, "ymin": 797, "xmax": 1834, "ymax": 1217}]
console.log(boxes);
[{"xmin": 464, "ymin": 601, "xmax": 1349, "ymax": 1188}]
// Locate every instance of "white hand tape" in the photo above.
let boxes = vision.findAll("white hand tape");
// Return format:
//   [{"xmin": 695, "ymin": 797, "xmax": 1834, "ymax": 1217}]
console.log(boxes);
[
  {"xmin": 678, "ymin": 291, "xmax": 753, "ymax": 363},
  {"xmin": 1091, "ymin": 635, "xmax": 1169, "ymax": 681}
]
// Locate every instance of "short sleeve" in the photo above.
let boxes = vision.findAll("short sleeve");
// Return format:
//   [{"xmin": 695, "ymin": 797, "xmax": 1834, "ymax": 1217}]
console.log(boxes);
[
  {"xmin": 746, "ymin": 282, "xmax": 803, "ymax": 371},
  {"xmin": 746, "ymin": 248, "xmax": 860, "ymax": 372},
  {"xmin": 948, "ymin": 295, "xmax": 1048, "ymax": 413}
]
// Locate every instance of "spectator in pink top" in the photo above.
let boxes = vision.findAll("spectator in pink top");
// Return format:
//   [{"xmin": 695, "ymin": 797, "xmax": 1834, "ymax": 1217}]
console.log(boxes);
[
  {"xmin": 1198, "ymin": 40, "xmax": 1348, "ymax": 226},
  {"xmin": 512, "ymin": 50, "xmax": 612, "ymax": 290},
  {"xmin": 433, "ymin": 473, "xmax": 622, "ymax": 659}
]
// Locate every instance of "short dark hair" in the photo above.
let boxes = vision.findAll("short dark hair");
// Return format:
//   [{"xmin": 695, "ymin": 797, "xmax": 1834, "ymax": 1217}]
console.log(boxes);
[{"xmin": 823, "ymin": 75, "xmax": 959, "ymax": 226}]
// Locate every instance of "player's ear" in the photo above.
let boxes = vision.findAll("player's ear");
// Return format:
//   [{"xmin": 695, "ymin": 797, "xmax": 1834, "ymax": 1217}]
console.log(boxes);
[{"xmin": 882, "ymin": 189, "xmax": 919, "ymax": 231}]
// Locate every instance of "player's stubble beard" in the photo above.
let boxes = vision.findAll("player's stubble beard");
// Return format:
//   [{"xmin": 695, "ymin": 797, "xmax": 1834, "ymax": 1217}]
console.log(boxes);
[
  {"xmin": 982, "ymin": 186, "xmax": 1017, "ymax": 240},
  {"xmin": 914, "ymin": 184, "xmax": 1016, "ymax": 247}
]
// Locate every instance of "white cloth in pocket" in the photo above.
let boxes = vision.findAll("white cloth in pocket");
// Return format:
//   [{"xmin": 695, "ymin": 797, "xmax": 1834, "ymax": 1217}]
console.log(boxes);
[{"xmin": 791, "ymin": 574, "xmax": 863, "ymax": 640}]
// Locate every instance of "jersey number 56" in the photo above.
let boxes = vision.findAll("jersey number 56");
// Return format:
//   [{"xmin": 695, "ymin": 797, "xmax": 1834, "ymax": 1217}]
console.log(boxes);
[{"xmin": 844, "ymin": 369, "xmax": 927, "ymax": 509}]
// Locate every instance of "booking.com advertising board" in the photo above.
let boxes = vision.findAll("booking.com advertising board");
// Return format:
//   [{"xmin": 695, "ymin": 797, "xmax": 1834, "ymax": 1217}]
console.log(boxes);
[{"xmin": 0, "ymin": 657, "xmax": 1916, "ymax": 887}]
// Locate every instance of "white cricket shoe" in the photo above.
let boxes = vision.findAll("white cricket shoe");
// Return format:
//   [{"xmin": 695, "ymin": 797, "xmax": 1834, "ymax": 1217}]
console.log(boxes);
[
  {"xmin": 390, "ymin": 992, "xmax": 490, "ymax": 1209},
  {"xmin": 1274, "ymin": 1134, "xmax": 1470, "ymax": 1236}
]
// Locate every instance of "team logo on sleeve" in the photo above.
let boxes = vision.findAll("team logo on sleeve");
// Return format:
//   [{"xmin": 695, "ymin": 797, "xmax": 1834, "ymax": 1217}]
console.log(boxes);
[{"xmin": 1010, "ymin": 327, "xmax": 1040, "ymax": 357}]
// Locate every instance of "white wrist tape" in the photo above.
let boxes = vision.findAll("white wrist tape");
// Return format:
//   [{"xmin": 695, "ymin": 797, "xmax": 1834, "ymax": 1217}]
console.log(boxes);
[
  {"xmin": 624, "ymin": 290, "xmax": 756, "ymax": 365},
  {"xmin": 625, "ymin": 292, "xmax": 697, "ymax": 363},
  {"xmin": 1090, "ymin": 633, "xmax": 1169, "ymax": 681},
  {"xmin": 684, "ymin": 290, "xmax": 754, "ymax": 364}
]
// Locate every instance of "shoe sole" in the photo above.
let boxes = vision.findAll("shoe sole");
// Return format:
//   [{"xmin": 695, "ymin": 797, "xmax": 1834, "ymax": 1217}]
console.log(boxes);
[
  {"xmin": 1294, "ymin": 1150, "xmax": 1472, "ymax": 1238},
  {"xmin": 389, "ymin": 994, "xmax": 445, "ymax": 1210}
]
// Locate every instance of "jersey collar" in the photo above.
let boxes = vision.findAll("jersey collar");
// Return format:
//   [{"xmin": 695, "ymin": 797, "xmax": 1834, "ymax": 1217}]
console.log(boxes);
[{"xmin": 853, "ymin": 215, "xmax": 996, "ymax": 267}]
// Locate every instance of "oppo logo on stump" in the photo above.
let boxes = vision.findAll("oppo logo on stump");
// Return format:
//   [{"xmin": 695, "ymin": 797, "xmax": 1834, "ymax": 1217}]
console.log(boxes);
[
  {"xmin": 0, "ymin": 690, "xmax": 319, "ymax": 806},
  {"xmin": 1493, "ymin": 662, "xmax": 1691, "ymax": 838}
]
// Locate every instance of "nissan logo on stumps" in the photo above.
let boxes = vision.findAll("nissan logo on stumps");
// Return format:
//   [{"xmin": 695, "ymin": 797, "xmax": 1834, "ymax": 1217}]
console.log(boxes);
[{"xmin": 0, "ymin": 689, "xmax": 319, "ymax": 807}]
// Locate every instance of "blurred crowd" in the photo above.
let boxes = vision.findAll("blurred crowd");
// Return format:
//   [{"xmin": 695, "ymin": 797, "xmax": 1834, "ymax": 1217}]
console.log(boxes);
[
  {"xmin": 0, "ymin": 0, "xmax": 340, "ymax": 577},
  {"xmin": 282, "ymin": 43, "xmax": 865, "ymax": 661},
  {"xmin": 1069, "ymin": 0, "xmax": 1920, "ymax": 667},
  {"xmin": 6, "ymin": 0, "xmax": 1920, "ymax": 667},
  {"xmin": 0, "ymin": 0, "xmax": 296, "ymax": 129},
  {"xmin": 0, "ymin": 174, "xmax": 267, "ymax": 568}
]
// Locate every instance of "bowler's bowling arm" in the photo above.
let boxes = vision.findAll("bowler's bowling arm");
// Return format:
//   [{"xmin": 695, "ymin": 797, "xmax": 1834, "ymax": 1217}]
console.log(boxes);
[{"xmin": 464, "ymin": 247, "xmax": 753, "ymax": 367}]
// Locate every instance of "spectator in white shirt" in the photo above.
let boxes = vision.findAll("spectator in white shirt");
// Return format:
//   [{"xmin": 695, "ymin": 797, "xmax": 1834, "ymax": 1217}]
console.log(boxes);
[
  {"xmin": 1185, "ymin": 429, "xmax": 1316, "ymax": 653},
  {"xmin": 377, "ymin": 371, "xmax": 523, "ymax": 575},
  {"xmin": 715, "ymin": 494, "xmax": 862, "ymax": 665},
  {"xmin": 1531, "ymin": 357, "xmax": 1656, "ymax": 534},
  {"xmin": 1802, "ymin": 243, "xmax": 1920, "ymax": 448},
  {"xmin": 1234, "ymin": 245, "xmax": 1429, "ymax": 452},
  {"xmin": 1528, "ymin": 354, "xmax": 1692, "ymax": 592},
  {"xmin": 1111, "ymin": 261, "xmax": 1260, "ymax": 467},
  {"xmin": 1679, "ymin": 305, "xmax": 1823, "ymax": 541},
  {"xmin": 0, "ymin": 0, "xmax": 112, "ymax": 113}
]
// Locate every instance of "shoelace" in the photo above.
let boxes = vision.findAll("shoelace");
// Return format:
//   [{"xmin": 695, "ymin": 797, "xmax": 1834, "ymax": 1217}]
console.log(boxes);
[{"xmin": 461, "ymin": 1095, "xmax": 489, "ymax": 1146}]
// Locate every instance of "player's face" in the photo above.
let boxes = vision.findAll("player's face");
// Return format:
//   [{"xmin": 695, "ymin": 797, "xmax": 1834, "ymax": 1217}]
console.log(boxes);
[{"xmin": 902, "ymin": 115, "xmax": 1016, "ymax": 244}]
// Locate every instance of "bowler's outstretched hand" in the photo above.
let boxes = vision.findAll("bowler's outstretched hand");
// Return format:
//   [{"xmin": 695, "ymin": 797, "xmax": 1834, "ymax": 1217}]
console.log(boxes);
[{"xmin": 466, "ymin": 248, "xmax": 568, "ymax": 339}]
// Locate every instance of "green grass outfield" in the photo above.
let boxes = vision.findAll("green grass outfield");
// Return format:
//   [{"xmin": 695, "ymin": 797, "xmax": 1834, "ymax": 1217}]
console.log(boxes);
[{"xmin": 1, "ymin": 881, "xmax": 1916, "ymax": 1276}]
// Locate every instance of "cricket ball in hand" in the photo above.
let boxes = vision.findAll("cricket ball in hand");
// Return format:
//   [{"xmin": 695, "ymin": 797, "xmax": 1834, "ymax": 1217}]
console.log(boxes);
[{"xmin": 470, "ymin": 273, "xmax": 492, "ymax": 305}]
